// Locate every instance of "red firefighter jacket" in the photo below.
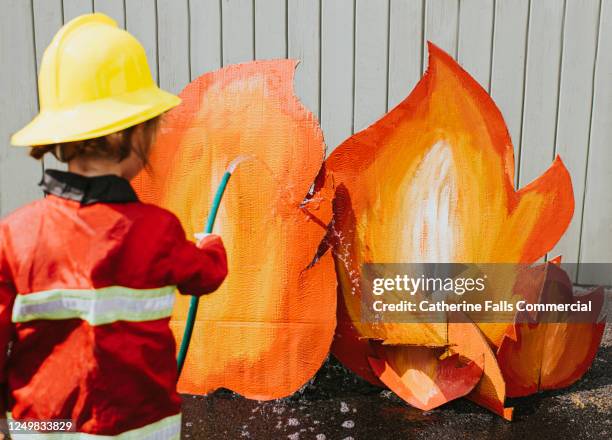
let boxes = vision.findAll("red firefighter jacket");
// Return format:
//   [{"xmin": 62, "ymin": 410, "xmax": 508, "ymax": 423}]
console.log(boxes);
[{"xmin": 0, "ymin": 169, "xmax": 228, "ymax": 438}]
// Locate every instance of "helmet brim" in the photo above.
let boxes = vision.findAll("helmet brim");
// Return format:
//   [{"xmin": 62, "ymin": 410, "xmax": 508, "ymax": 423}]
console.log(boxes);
[{"xmin": 12, "ymin": 86, "xmax": 181, "ymax": 147}]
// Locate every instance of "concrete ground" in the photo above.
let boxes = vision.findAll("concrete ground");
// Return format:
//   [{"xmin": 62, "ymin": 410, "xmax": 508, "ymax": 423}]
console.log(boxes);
[{"xmin": 182, "ymin": 326, "xmax": 611, "ymax": 440}]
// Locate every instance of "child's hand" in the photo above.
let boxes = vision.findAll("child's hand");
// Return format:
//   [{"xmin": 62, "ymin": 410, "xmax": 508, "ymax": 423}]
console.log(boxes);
[
  {"xmin": 193, "ymin": 232, "xmax": 211, "ymax": 242},
  {"xmin": 194, "ymin": 232, "xmax": 223, "ymax": 250}
]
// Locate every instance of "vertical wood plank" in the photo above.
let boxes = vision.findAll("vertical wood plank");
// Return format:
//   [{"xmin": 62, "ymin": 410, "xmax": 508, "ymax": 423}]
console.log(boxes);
[
  {"xmin": 125, "ymin": 0, "xmax": 158, "ymax": 84},
  {"xmin": 388, "ymin": 0, "xmax": 424, "ymax": 110},
  {"xmin": 33, "ymin": 0, "xmax": 63, "ymax": 70},
  {"xmin": 157, "ymin": 0, "xmax": 190, "ymax": 94},
  {"xmin": 254, "ymin": 0, "xmax": 286, "ymax": 59},
  {"xmin": 551, "ymin": 0, "xmax": 600, "ymax": 273},
  {"xmin": 457, "ymin": 0, "xmax": 494, "ymax": 91},
  {"xmin": 518, "ymin": 0, "xmax": 564, "ymax": 189},
  {"xmin": 33, "ymin": 0, "xmax": 66, "ymax": 172},
  {"xmin": 63, "ymin": 0, "xmax": 93, "ymax": 21},
  {"xmin": 424, "ymin": 0, "xmax": 459, "ymax": 71},
  {"xmin": 353, "ymin": 0, "xmax": 389, "ymax": 132},
  {"xmin": 489, "ymin": 0, "xmax": 529, "ymax": 182},
  {"xmin": 222, "ymin": 0, "xmax": 254, "ymax": 65},
  {"xmin": 93, "ymin": 0, "xmax": 126, "ymax": 27},
  {"xmin": 0, "ymin": 0, "xmax": 43, "ymax": 216},
  {"xmin": 579, "ymin": 0, "xmax": 612, "ymax": 285},
  {"xmin": 288, "ymin": 0, "xmax": 321, "ymax": 119},
  {"xmin": 190, "ymin": 0, "xmax": 222, "ymax": 78},
  {"xmin": 321, "ymin": 0, "xmax": 354, "ymax": 151}
]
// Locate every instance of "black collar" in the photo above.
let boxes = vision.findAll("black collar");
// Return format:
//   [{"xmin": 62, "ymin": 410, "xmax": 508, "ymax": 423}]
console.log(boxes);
[{"xmin": 40, "ymin": 169, "xmax": 139, "ymax": 205}]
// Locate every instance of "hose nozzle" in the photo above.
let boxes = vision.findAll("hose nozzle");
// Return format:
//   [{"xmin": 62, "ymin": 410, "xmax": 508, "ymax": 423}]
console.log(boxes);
[{"xmin": 226, "ymin": 155, "xmax": 253, "ymax": 174}]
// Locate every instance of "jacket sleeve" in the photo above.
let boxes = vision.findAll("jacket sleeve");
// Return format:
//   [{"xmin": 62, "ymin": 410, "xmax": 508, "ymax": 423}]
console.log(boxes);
[
  {"xmin": 164, "ymin": 215, "xmax": 228, "ymax": 296},
  {"xmin": 0, "ymin": 226, "xmax": 16, "ymax": 416}
]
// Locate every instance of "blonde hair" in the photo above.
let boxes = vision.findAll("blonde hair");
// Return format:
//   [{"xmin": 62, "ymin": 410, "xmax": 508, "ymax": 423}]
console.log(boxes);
[{"xmin": 30, "ymin": 116, "xmax": 160, "ymax": 166}]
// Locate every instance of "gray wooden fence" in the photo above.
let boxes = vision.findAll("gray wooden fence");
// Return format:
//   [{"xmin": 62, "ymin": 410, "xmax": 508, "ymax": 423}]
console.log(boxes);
[{"xmin": 1, "ymin": 0, "xmax": 611, "ymax": 285}]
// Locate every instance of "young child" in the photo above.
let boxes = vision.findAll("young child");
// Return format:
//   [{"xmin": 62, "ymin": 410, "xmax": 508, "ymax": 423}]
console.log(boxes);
[{"xmin": 0, "ymin": 14, "xmax": 227, "ymax": 439}]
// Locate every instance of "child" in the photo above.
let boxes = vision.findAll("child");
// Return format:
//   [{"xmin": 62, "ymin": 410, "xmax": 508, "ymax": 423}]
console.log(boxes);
[{"xmin": 0, "ymin": 14, "xmax": 227, "ymax": 439}]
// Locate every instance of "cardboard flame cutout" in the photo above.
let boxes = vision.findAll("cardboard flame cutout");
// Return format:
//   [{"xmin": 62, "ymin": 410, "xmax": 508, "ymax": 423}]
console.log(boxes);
[
  {"xmin": 135, "ymin": 43, "xmax": 604, "ymax": 419},
  {"xmin": 134, "ymin": 60, "xmax": 336, "ymax": 399},
  {"xmin": 307, "ymin": 43, "xmax": 601, "ymax": 419}
]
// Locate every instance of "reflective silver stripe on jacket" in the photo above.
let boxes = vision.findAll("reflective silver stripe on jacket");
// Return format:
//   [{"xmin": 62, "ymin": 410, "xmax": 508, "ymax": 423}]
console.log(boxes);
[{"xmin": 12, "ymin": 285, "xmax": 176, "ymax": 326}]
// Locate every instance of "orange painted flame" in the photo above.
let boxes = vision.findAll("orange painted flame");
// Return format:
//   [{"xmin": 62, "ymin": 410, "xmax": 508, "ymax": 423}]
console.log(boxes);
[
  {"xmin": 368, "ymin": 346, "xmax": 483, "ymax": 411},
  {"xmin": 448, "ymin": 314, "xmax": 514, "ymax": 420},
  {"xmin": 497, "ymin": 263, "xmax": 605, "ymax": 397},
  {"xmin": 133, "ymin": 60, "xmax": 336, "ymax": 399},
  {"xmin": 307, "ymin": 42, "xmax": 576, "ymax": 416}
]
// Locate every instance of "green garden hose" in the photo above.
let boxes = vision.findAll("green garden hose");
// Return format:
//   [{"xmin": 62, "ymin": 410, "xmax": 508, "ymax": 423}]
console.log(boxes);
[{"xmin": 176, "ymin": 156, "xmax": 248, "ymax": 377}]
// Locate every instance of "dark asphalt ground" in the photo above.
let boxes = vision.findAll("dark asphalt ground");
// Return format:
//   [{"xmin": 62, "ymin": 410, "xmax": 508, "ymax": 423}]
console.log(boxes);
[{"xmin": 182, "ymin": 311, "xmax": 610, "ymax": 440}]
